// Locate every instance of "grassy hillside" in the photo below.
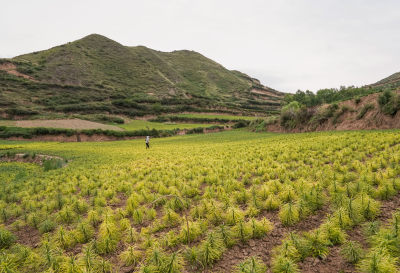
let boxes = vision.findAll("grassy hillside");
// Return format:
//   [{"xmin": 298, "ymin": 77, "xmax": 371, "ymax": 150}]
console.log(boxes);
[
  {"xmin": 371, "ymin": 71, "xmax": 400, "ymax": 89},
  {"xmin": 0, "ymin": 34, "xmax": 283, "ymax": 120}
]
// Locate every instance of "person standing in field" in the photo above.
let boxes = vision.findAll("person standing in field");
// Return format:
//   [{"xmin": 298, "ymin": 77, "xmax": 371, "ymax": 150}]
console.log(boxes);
[{"xmin": 145, "ymin": 136, "xmax": 150, "ymax": 149}]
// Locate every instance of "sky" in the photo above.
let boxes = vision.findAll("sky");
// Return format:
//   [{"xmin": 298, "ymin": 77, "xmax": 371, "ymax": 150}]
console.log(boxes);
[{"xmin": 1, "ymin": 0, "xmax": 399, "ymax": 93}]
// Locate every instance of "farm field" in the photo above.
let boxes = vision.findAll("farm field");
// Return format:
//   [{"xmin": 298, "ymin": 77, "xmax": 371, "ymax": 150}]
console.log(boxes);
[
  {"xmin": 1, "ymin": 130, "xmax": 400, "ymax": 273},
  {"xmin": 0, "ymin": 119, "xmax": 124, "ymax": 131},
  {"xmin": 165, "ymin": 113, "xmax": 259, "ymax": 120},
  {"xmin": 118, "ymin": 120, "xmax": 214, "ymax": 131}
]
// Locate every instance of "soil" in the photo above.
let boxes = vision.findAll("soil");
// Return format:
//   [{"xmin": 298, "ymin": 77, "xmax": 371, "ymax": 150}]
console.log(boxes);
[
  {"xmin": 15, "ymin": 119, "xmax": 123, "ymax": 131},
  {"xmin": 14, "ymin": 225, "xmax": 41, "ymax": 248},
  {"xmin": 0, "ymin": 153, "xmax": 66, "ymax": 166},
  {"xmin": 298, "ymin": 246, "xmax": 354, "ymax": 273},
  {"xmin": 205, "ymin": 205, "xmax": 330, "ymax": 273},
  {"xmin": 298, "ymin": 193, "xmax": 400, "ymax": 273}
]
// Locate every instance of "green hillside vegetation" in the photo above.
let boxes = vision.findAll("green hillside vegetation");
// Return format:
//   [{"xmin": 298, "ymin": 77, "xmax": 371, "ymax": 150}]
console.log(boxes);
[
  {"xmin": 0, "ymin": 34, "xmax": 283, "ymax": 121},
  {"xmin": 118, "ymin": 120, "xmax": 215, "ymax": 131},
  {"xmin": 275, "ymin": 73, "xmax": 400, "ymax": 130},
  {"xmin": 283, "ymin": 83, "xmax": 400, "ymax": 108}
]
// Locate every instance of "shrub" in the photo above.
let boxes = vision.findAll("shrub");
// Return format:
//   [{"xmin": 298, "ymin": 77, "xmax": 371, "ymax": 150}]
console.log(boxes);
[
  {"xmin": 271, "ymin": 255, "xmax": 299, "ymax": 273},
  {"xmin": 39, "ymin": 219, "xmax": 56, "ymax": 234},
  {"xmin": 304, "ymin": 230, "xmax": 330, "ymax": 259},
  {"xmin": 43, "ymin": 159, "xmax": 65, "ymax": 171},
  {"xmin": 279, "ymin": 203, "xmax": 300, "ymax": 226},
  {"xmin": 280, "ymin": 101, "xmax": 302, "ymax": 128},
  {"xmin": 341, "ymin": 241, "xmax": 364, "ymax": 263},
  {"xmin": 235, "ymin": 256, "xmax": 267, "ymax": 273},
  {"xmin": 378, "ymin": 90, "xmax": 400, "ymax": 115},
  {"xmin": 191, "ymin": 232, "xmax": 225, "ymax": 268},
  {"xmin": 119, "ymin": 246, "xmax": 142, "ymax": 266},
  {"xmin": 0, "ymin": 227, "xmax": 16, "ymax": 249},
  {"xmin": 233, "ymin": 120, "xmax": 250, "ymax": 129},
  {"xmin": 332, "ymin": 105, "xmax": 352, "ymax": 124},
  {"xmin": 358, "ymin": 248, "xmax": 397, "ymax": 273},
  {"xmin": 357, "ymin": 104, "xmax": 375, "ymax": 120}
]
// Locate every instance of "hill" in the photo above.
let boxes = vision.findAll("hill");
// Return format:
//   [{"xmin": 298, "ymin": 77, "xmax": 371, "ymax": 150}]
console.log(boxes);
[
  {"xmin": 370, "ymin": 71, "xmax": 400, "ymax": 89},
  {"xmin": 248, "ymin": 71, "xmax": 400, "ymax": 132},
  {"xmin": 0, "ymin": 34, "xmax": 283, "ymax": 120}
]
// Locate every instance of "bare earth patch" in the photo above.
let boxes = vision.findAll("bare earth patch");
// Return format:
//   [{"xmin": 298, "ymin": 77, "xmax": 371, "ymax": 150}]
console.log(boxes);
[
  {"xmin": 0, "ymin": 62, "xmax": 37, "ymax": 81},
  {"xmin": 15, "ymin": 119, "xmax": 123, "ymax": 131}
]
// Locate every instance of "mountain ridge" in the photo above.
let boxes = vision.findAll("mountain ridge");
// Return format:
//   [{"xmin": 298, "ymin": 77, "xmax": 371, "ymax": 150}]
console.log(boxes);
[{"xmin": 0, "ymin": 34, "xmax": 283, "ymax": 119}]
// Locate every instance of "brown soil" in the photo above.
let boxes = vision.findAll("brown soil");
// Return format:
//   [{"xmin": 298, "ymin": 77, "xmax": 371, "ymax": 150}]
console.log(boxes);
[
  {"xmin": 205, "ymin": 205, "xmax": 330, "ymax": 273},
  {"xmin": 299, "ymin": 246, "xmax": 354, "ymax": 273},
  {"xmin": 0, "ymin": 62, "xmax": 37, "ymax": 81},
  {"xmin": 0, "ymin": 153, "xmax": 65, "ymax": 165},
  {"xmin": 15, "ymin": 119, "xmax": 124, "ymax": 131},
  {"xmin": 298, "ymin": 193, "xmax": 400, "ymax": 273},
  {"xmin": 14, "ymin": 225, "xmax": 41, "ymax": 248}
]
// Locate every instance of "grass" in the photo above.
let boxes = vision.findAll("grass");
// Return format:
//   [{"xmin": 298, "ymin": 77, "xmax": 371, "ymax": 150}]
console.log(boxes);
[
  {"xmin": 0, "ymin": 120, "xmax": 15, "ymax": 126},
  {"xmin": 1, "ymin": 130, "xmax": 400, "ymax": 272},
  {"xmin": 118, "ymin": 120, "xmax": 216, "ymax": 130}
]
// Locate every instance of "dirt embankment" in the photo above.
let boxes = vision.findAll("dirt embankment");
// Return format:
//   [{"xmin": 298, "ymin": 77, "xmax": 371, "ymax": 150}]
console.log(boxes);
[
  {"xmin": 267, "ymin": 90, "xmax": 400, "ymax": 133},
  {"xmin": 0, "ymin": 153, "xmax": 66, "ymax": 165}
]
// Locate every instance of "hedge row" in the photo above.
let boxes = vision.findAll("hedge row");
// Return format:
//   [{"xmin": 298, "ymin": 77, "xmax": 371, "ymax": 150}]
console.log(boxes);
[{"xmin": 150, "ymin": 116, "xmax": 252, "ymax": 124}]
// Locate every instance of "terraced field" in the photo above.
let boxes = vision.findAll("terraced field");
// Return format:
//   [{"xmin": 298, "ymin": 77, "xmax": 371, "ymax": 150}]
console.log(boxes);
[
  {"xmin": 118, "ymin": 120, "xmax": 214, "ymax": 131},
  {"xmin": 1, "ymin": 130, "xmax": 400, "ymax": 273}
]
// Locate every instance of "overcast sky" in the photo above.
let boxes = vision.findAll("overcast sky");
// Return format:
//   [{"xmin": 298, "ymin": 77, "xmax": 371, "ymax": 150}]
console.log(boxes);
[{"xmin": 1, "ymin": 0, "xmax": 399, "ymax": 93}]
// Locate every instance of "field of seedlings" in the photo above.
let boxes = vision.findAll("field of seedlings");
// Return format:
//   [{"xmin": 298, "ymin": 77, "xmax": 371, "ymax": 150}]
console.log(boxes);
[{"xmin": 1, "ymin": 130, "xmax": 400, "ymax": 273}]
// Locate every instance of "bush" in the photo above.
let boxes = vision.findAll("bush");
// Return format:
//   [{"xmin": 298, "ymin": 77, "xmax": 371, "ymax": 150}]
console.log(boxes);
[
  {"xmin": 233, "ymin": 120, "xmax": 249, "ymax": 129},
  {"xmin": 186, "ymin": 127, "xmax": 204, "ymax": 134},
  {"xmin": 271, "ymin": 255, "xmax": 299, "ymax": 273},
  {"xmin": 340, "ymin": 241, "xmax": 364, "ymax": 263},
  {"xmin": 378, "ymin": 90, "xmax": 400, "ymax": 115},
  {"xmin": 279, "ymin": 203, "xmax": 300, "ymax": 226},
  {"xmin": 96, "ymin": 115, "xmax": 125, "ymax": 124},
  {"xmin": 235, "ymin": 256, "xmax": 267, "ymax": 273},
  {"xmin": 357, "ymin": 104, "xmax": 375, "ymax": 120},
  {"xmin": 332, "ymin": 105, "xmax": 352, "ymax": 124},
  {"xmin": 43, "ymin": 159, "xmax": 64, "ymax": 171},
  {"xmin": 119, "ymin": 246, "xmax": 142, "ymax": 266},
  {"xmin": 39, "ymin": 219, "xmax": 56, "ymax": 233},
  {"xmin": 0, "ymin": 227, "xmax": 16, "ymax": 249},
  {"xmin": 358, "ymin": 249, "xmax": 397, "ymax": 273},
  {"xmin": 5, "ymin": 107, "xmax": 38, "ymax": 116}
]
